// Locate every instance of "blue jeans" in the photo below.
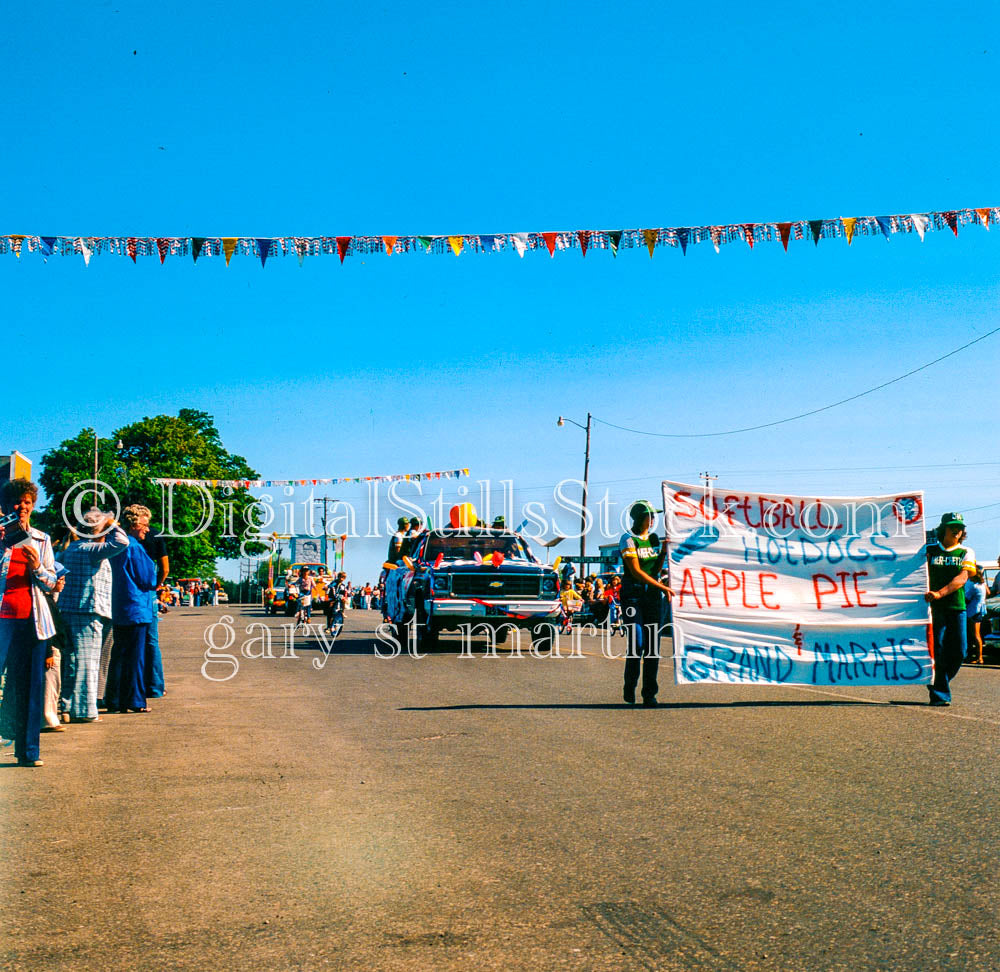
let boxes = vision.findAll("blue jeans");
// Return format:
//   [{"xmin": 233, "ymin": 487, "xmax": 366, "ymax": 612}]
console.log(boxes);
[
  {"xmin": 145, "ymin": 611, "xmax": 165, "ymax": 697},
  {"xmin": 623, "ymin": 595, "xmax": 663, "ymax": 702},
  {"xmin": 930, "ymin": 607, "xmax": 966, "ymax": 703},
  {"xmin": 3, "ymin": 619, "xmax": 46, "ymax": 761}
]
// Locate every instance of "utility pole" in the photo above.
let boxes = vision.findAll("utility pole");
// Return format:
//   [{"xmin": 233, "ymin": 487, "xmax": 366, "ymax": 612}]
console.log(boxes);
[
  {"xmin": 557, "ymin": 412, "xmax": 593, "ymax": 572},
  {"xmin": 312, "ymin": 497, "xmax": 338, "ymax": 568}
]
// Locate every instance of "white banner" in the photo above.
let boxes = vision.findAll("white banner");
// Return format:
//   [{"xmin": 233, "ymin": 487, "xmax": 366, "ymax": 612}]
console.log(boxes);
[{"xmin": 661, "ymin": 481, "xmax": 931, "ymax": 686}]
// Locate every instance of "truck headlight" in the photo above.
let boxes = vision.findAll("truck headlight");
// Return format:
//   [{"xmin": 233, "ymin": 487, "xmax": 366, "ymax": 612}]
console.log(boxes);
[
  {"xmin": 432, "ymin": 573, "xmax": 451, "ymax": 595},
  {"xmin": 541, "ymin": 574, "xmax": 558, "ymax": 595}
]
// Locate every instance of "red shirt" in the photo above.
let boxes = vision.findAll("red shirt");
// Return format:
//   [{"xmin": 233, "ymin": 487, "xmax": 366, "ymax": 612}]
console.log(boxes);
[{"xmin": 0, "ymin": 548, "xmax": 33, "ymax": 619}]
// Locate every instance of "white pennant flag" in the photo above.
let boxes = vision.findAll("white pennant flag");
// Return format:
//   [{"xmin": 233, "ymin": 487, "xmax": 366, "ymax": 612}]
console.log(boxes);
[
  {"xmin": 910, "ymin": 214, "xmax": 929, "ymax": 241},
  {"xmin": 512, "ymin": 233, "xmax": 529, "ymax": 258},
  {"xmin": 78, "ymin": 237, "xmax": 92, "ymax": 266}
]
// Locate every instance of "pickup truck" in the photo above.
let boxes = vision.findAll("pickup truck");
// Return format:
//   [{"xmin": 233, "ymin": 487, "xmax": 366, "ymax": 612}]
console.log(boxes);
[{"xmin": 383, "ymin": 526, "xmax": 561, "ymax": 652}]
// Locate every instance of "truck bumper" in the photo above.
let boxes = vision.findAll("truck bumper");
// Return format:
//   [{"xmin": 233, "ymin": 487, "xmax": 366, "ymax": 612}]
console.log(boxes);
[{"xmin": 428, "ymin": 598, "xmax": 560, "ymax": 623}]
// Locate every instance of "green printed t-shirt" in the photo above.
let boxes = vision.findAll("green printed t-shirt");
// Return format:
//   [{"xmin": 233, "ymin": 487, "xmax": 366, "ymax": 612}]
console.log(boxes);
[
  {"xmin": 927, "ymin": 542, "xmax": 976, "ymax": 610},
  {"xmin": 620, "ymin": 531, "xmax": 661, "ymax": 598}
]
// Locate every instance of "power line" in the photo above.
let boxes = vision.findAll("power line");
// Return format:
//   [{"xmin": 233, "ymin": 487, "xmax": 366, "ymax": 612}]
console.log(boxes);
[{"xmin": 594, "ymin": 324, "xmax": 1000, "ymax": 439}]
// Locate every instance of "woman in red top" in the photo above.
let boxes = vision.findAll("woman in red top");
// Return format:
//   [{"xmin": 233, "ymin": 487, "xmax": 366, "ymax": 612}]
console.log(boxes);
[{"xmin": 0, "ymin": 479, "xmax": 58, "ymax": 767}]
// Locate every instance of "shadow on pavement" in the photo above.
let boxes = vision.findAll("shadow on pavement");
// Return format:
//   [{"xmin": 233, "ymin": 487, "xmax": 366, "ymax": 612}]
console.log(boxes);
[{"xmin": 399, "ymin": 700, "xmax": 892, "ymax": 711}]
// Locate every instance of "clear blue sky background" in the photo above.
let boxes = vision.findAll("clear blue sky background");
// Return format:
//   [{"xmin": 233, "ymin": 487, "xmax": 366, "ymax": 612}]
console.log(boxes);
[{"xmin": 4, "ymin": 1, "xmax": 1000, "ymax": 582}]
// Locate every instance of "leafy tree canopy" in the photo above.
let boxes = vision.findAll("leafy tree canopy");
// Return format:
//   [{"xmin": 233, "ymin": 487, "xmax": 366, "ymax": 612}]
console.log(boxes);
[{"xmin": 37, "ymin": 409, "xmax": 264, "ymax": 578}]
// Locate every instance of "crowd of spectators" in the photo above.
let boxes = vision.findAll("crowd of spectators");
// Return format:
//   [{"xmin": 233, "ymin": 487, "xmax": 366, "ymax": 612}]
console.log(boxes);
[
  {"xmin": 0, "ymin": 478, "xmax": 171, "ymax": 767},
  {"xmin": 558, "ymin": 573, "xmax": 626, "ymax": 634}
]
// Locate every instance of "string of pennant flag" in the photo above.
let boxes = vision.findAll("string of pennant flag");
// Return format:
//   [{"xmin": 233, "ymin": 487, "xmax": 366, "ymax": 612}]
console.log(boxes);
[
  {"xmin": 151, "ymin": 469, "xmax": 470, "ymax": 489},
  {"xmin": 2, "ymin": 206, "xmax": 997, "ymax": 266}
]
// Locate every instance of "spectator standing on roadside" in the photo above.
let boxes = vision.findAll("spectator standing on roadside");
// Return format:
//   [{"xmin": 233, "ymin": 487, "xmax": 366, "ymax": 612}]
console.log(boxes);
[
  {"xmin": 990, "ymin": 557, "xmax": 1000, "ymax": 597},
  {"xmin": 59, "ymin": 512, "xmax": 129, "ymax": 721},
  {"xmin": 924, "ymin": 513, "xmax": 976, "ymax": 706},
  {"xmin": 139, "ymin": 523, "xmax": 169, "ymax": 698},
  {"xmin": 107, "ymin": 505, "xmax": 158, "ymax": 713},
  {"xmin": 0, "ymin": 479, "xmax": 58, "ymax": 766},
  {"xmin": 964, "ymin": 567, "xmax": 987, "ymax": 665},
  {"xmin": 619, "ymin": 500, "xmax": 674, "ymax": 707}
]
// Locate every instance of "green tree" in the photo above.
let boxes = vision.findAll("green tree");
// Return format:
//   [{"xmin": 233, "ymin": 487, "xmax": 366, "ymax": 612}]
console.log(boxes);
[{"xmin": 37, "ymin": 409, "xmax": 265, "ymax": 577}]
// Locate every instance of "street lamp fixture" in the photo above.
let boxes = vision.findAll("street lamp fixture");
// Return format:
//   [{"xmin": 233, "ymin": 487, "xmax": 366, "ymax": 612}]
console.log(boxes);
[{"xmin": 557, "ymin": 412, "xmax": 592, "ymax": 566}]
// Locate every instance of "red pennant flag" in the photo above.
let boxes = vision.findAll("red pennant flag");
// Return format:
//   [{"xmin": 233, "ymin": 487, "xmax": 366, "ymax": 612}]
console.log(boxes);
[
  {"xmin": 742, "ymin": 224, "xmax": 755, "ymax": 249},
  {"xmin": 542, "ymin": 232, "xmax": 558, "ymax": 257},
  {"xmin": 942, "ymin": 211, "xmax": 958, "ymax": 236},
  {"xmin": 382, "ymin": 235, "xmax": 397, "ymax": 255},
  {"xmin": 577, "ymin": 231, "xmax": 590, "ymax": 257},
  {"xmin": 777, "ymin": 222, "xmax": 792, "ymax": 251},
  {"xmin": 975, "ymin": 208, "xmax": 991, "ymax": 228},
  {"xmin": 127, "ymin": 238, "xmax": 138, "ymax": 262},
  {"xmin": 157, "ymin": 238, "xmax": 169, "ymax": 264},
  {"xmin": 336, "ymin": 236, "xmax": 351, "ymax": 263}
]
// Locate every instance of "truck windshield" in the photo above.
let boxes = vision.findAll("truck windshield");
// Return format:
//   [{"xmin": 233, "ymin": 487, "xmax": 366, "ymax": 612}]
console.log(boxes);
[{"xmin": 424, "ymin": 533, "xmax": 534, "ymax": 562}]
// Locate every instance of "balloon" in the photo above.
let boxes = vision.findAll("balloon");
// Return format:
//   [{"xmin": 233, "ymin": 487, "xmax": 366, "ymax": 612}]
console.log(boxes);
[
  {"xmin": 450, "ymin": 503, "xmax": 478, "ymax": 528},
  {"xmin": 553, "ymin": 556, "xmax": 562, "ymax": 570},
  {"xmin": 492, "ymin": 552, "xmax": 505, "ymax": 567},
  {"xmin": 473, "ymin": 551, "xmax": 483, "ymax": 565},
  {"xmin": 434, "ymin": 553, "xmax": 444, "ymax": 569},
  {"xmin": 402, "ymin": 556, "xmax": 414, "ymax": 569}
]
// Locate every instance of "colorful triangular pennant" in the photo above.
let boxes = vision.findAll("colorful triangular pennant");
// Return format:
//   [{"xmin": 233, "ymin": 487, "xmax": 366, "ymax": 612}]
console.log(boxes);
[
  {"xmin": 842, "ymin": 217, "xmax": 857, "ymax": 245},
  {"xmin": 448, "ymin": 235, "xmax": 464, "ymax": 257},
  {"xmin": 192, "ymin": 237, "xmax": 206, "ymax": 263},
  {"xmin": 542, "ymin": 232, "xmax": 558, "ymax": 257},
  {"xmin": 223, "ymin": 237, "xmax": 238, "ymax": 265},
  {"xmin": 336, "ymin": 236, "xmax": 351, "ymax": 263},
  {"xmin": 777, "ymin": 222, "xmax": 792, "ymax": 251},
  {"xmin": 642, "ymin": 229, "xmax": 658, "ymax": 258},
  {"xmin": 257, "ymin": 238, "xmax": 272, "ymax": 267}
]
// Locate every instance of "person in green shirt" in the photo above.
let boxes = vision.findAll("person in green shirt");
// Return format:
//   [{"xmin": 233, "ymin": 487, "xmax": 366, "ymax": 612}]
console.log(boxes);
[
  {"xmin": 619, "ymin": 500, "xmax": 674, "ymax": 707},
  {"xmin": 924, "ymin": 512, "xmax": 976, "ymax": 706}
]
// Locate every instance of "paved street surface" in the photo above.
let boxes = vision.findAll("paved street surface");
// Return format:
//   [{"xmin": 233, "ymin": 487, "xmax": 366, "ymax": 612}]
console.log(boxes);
[{"xmin": 2, "ymin": 605, "xmax": 998, "ymax": 971}]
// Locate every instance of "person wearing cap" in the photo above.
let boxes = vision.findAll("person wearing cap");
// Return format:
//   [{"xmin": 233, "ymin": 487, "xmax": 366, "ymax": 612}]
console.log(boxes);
[
  {"xmin": 401, "ymin": 516, "xmax": 424, "ymax": 558},
  {"xmin": 924, "ymin": 512, "xmax": 976, "ymax": 706},
  {"xmin": 619, "ymin": 500, "xmax": 674, "ymax": 707},
  {"xmin": 386, "ymin": 516, "xmax": 410, "ymax": 565}
]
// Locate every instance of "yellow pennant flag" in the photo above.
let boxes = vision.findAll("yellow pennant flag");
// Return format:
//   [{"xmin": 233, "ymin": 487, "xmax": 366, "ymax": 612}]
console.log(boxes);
[
  {"xmin": 842, "ymin": 217, "xmax": 857, "ymax": 245},
  {"xmin": 222, "ymin": 237, "xmax": 238, "ymax": 266},
  {"xmin": 642, "ymin": 229, "xmax": 659, "ymax": 258},
  {"xmin": 448, "ymin": 235, "xmax": 464, "ymax": 257}
]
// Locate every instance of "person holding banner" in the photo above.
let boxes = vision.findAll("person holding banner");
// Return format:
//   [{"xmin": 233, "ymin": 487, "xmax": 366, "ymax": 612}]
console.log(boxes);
[
  {"xmin": 924, "ymin": 513, "xmax": 976, "ymax": 706},
  {"xmin": 619, "ymin": 500, "xmax": 674, "ymax": 707}
]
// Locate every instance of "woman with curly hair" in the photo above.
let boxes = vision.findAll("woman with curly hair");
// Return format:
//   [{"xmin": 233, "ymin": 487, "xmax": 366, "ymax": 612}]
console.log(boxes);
[
  {"xmin": 106, "ymin": 504, "xmax": 158, "ymax": 713},
  {"xmin": 0, "ymin": 479, "xmax": 58, "ymax": 766}
]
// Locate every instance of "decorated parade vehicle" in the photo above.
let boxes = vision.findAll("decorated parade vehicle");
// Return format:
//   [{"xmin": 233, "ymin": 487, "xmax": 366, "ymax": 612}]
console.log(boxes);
[{"xmin": 382, "ymin": 505, "xmax": 560, "ymax": 652}]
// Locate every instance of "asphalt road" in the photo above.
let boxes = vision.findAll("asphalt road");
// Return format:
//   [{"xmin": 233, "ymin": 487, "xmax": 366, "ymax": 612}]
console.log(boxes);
[{"xmin": 2, "ymin": 606, "xmax": 998, "ymax": 971}]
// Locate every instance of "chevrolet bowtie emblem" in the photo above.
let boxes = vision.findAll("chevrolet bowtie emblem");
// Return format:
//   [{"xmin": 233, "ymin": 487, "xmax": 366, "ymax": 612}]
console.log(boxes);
[{"xmin": 489, "ymin": 581, "xmax": 503, "ymax": 588}]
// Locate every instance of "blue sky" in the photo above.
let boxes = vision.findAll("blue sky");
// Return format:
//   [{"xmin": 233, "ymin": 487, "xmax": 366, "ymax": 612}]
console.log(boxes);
[{"xmin": 4, "ymin": 1, "xmax": 1000, "ymax": 580}]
